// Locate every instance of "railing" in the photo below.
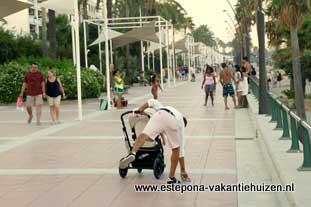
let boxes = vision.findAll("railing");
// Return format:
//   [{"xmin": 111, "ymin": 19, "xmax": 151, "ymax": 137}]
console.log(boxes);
[{"xmin": 249, "ymin": 78, "xmax": 311, "ymax": 171}]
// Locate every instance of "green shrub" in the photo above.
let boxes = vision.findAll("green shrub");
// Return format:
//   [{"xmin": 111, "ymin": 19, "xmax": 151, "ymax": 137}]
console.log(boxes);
[
  {"xmin": 0, "ymin": 29, "xmax": 41, "ymax": 64},
  {"xmin": 0, "ymin": 57, "xmax": 104, "ymax": 103},
  {"xmin": 282, "ymin": 89, "xmax": 295, "ymax": 99}
]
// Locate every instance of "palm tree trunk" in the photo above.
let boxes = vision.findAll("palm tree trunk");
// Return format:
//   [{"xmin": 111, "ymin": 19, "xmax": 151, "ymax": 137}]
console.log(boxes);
[
  {"xmin": 41, "ymin": 8, "xmax": 48, "ymax": 56},
  {"xmin": 290, "ymin": 24, "xmax": 306, "ymax": 121},
  {"xmin": 246, "ymin": 32, "xmax": 251, "ymax": 60},
  {"xmin": 82, "ymin": 0, "xmax": 88, "ymax": 19},
  {"xmin": 257, "ymin": 5, "xmax": 268, "ymax": 114},
  {"xmin": 107, "ymin": 0, "xmax": 112, "ymax": 18},
  {"xmin": 114, "ymin": 0, "xmax": 119, "ymax": 17},
  {"xmin": 291, "ymin": 24, "xmax": 306, "ymax": 144},
  {"xmin": 48, "ymin": 9, "xmax": 57, "ymax": 59},
  {"xmin": 125, "ymin": 0, "xmax": 130, "ymax": 71}
]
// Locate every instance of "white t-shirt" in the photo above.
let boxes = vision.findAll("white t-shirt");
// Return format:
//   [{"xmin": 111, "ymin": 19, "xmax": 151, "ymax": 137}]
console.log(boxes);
[{"xmin": 147, "ymin": 99, "xmax": 164, "ymax": 111}]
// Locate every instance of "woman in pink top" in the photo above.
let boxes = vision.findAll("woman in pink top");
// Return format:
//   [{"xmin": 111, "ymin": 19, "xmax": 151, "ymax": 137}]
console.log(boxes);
[{"xmin": 201, "ymin": 66, "xmax": 216, "ymax": 106}]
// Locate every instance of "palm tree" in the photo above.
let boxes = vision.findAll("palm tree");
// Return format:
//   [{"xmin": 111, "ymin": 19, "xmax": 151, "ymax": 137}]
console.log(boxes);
[
  {"xmin": 78, "ymin": 0, "xmax": 89, "ymax": 19},
  {"xmin": 145, "ymin": 0, "xmax": 157, "ymax": 15},
  {"xmin": 192, "ymin": 25, "xmax": 217, "ymax": 47},
  {"xmin": 257, "ymin": 0, "xmax": 268, "ymax": 114},
  {"xmin": 269, "ymin": 0, "xmax": 310, "ymax": 120},
  {"xmin": 235, "ymin": 0, "xmax": 258, "ymax": 59},
  {"xmin": 125, "ymin": 0, "xmax": 130, "ymax": 71},
  {"xmin": 48, "ymin": 9, "xmax": 57, "ymax": 59},
  {"xmin": 107, "ymin": 0, "xmax": 113, "ymax": 18},
  {"xmin": 183, "ymin": 16, "xmax": 195, "ymax": 35},
  {"xmin": 41, "ymin": 7, "xmax": 48, "ymax": 56}
]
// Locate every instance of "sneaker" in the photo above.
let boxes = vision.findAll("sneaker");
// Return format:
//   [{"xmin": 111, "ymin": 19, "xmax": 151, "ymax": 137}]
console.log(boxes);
[
  {"xmin": 27, "ymin": 115, "xmax": 33, "ymax": 124},
  {"xmin": 119, "ymin": 152, "xmax": 136, "ymax": 169},
  {"xmin": 36, "ymin": 121, "xmax": 41, "ymax": 126},
  {"xmin": 167, "ymin": 177, "xmax": 181, "ymax": 184}
]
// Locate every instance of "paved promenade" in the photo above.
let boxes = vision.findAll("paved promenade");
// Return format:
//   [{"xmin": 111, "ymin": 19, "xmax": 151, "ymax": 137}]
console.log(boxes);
[{"xmin": 0, "ymin": 80, "xmax": 281, "ymax": 207}]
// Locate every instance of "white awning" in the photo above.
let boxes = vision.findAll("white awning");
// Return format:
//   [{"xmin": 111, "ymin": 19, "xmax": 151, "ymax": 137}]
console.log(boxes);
[
  {"xmin": 147, "ymin": 42, "xmax": 160, "ymax": 53},
  {"xmin": 0, "ymin": 0, "xmax": 32, "ymax": 19},
  {"xmin": 113, "ymin": 22, "xmax": 159, "ymax": 49},
  {"xmin": 89, "ymin": 29, "xmax": 123, "ymax": 47},
  {"xmin": 175, "ymin": 38, "xmax": 188, "ymax": 52},
  {"xmin": 39, "ymin": 0, "xmax": 75, "ymax": 14}
]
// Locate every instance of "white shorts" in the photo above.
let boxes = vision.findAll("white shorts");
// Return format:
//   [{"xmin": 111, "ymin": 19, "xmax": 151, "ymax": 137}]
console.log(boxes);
[
  {"xmin": 26, "ymin": 95, "xmax": 43, "ymax": 107},
  {"xmin": 47, "ymin": 96, "xmax": 61, "ymax": 106}
]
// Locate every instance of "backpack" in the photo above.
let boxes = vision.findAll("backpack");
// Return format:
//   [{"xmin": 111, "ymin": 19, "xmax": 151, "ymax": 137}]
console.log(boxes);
[{"xmin": 251, "ymin": 66, "xmax": 256, "ymax": 76}]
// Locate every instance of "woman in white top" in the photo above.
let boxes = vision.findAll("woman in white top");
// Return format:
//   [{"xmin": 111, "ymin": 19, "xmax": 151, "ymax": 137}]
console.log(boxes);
[
  {"xmin": 234, "ymin": 65, "xmax": 243, "ymax": 107},
  {"xmin": 241, "ymin": 66, "xmax": 249, "ymax": 96}
]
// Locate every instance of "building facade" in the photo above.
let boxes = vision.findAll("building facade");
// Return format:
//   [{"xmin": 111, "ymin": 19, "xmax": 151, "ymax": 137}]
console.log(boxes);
[{"xmin": 2, "ymin": 0, "xmax": 103, "ymax": 38}]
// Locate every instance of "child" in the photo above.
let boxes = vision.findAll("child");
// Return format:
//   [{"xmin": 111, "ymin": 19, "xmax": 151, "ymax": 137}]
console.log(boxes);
[{"xmin": 151, "ymin": 74, "xmax": 163, "ymax": 99}]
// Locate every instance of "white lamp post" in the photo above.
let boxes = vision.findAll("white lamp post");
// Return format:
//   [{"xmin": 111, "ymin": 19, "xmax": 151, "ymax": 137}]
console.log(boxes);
[
  {"xmin": 158, "ymin": 17, "xmax": 164, "ymax": 89},
  {"xmin": 98, "ymin": 25, "xmax": 103, "ymax": 73},
  {"xmin": 74, "ymin": 0, "xmax": 83, "ymax": 120},
  {"xmin": 165, "ymin": 21, "xmax": 171, "ymax": 87},
  {"xmin": 103, "ymin": 0, "xmax": 111, "ymax": 109},
  {"xmin": 83, "ymin": 21, "xmax": 88, "ymax": 68}
]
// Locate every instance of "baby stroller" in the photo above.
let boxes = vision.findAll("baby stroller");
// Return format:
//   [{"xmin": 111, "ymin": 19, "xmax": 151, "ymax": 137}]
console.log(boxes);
[{"xmin": 119, "ymin": 110, "xmax": 166, "ymax": 179}]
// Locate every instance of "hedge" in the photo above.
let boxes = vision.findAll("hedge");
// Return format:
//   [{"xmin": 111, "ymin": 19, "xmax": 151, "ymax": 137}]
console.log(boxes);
[{"xmin": 0, "ymin": 57, "xmax": 104, "ymax": 103}]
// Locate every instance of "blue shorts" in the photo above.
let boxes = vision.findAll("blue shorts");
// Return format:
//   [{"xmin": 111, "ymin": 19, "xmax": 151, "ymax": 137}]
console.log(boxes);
[
  {"xmin": 114, "ymin": 87, "xmax": 124, "ymax": 93},
  {"xmin": 223, "ymin": 83, "xmax": 235, "ymax": 97},
  {"xmin": 204, "ymin": 84, "xmax": 214, "ymax": 93}
]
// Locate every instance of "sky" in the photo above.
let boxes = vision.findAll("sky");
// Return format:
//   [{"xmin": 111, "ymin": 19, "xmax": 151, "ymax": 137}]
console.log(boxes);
[{"xmin": 177, "ymin": 0, "xmax": 259, "ymax": 46}]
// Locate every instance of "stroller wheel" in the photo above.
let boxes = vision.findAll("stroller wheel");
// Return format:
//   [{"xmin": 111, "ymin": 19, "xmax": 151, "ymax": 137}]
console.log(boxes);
[
  {"xmin": 137, "ymin": 169, "xmax": 143, "ymax": 173},
  {"xmin": 153, "ymin": 158, "xmax": 164, "ymax": 179},
  {"xmin": 119, "ymin": 168, "xmax": 128, "ymax": 178}
]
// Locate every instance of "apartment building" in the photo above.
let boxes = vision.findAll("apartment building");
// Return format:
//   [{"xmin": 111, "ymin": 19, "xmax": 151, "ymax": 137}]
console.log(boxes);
[{"xmin": 2, "ymin": 0, "xmax": 103, "ymax": 37}]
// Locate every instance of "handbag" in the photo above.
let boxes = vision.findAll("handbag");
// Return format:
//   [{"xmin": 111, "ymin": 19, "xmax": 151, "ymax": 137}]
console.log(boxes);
[{"xmin": 16, "ymin": 96, "xmax": 24, "ymax": 111}]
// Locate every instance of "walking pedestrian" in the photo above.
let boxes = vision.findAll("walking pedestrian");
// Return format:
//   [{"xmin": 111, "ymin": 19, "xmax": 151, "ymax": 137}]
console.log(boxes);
[
  {"xmin": 46, "ymin": 69, "xmax": 65, "ymax": 124},
  {"xmin": 19, "ymin": 63, "xmax": 45, "ymax": 125},
  {"xmin": 201, "ymin": 66, "xmax": 216, "ymax": 106},
  {"xmin": 120, "ymin": 99, "xmax": 190, "ymax": 184},
  {"xmin": 220, "ymin": 63, "xmax": 237, "ymax": 110}
]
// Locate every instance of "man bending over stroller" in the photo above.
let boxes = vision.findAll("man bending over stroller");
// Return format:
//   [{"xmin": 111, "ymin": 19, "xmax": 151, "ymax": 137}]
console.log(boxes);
[{"xmin": 119, "ymin": 99, "xmax": 190, "ymax": 184}]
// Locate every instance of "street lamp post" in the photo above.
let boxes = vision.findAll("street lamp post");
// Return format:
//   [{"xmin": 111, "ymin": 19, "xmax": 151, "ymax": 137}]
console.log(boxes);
[
  {"xmin": 223, "ymin": 10, "xmax": 236, "ymax": 29},
  {"xmin": 225, "ymin": 0, "xmax": 236, "ymax": 16},
  {"xmin": 103, "ymin": 0, "xmax": 111, "ymax": 110},
  {"xmin": 225, "ymin": 21, "xmax": 235, "ymax": 36},
  {"xmin": 223, "ymin": 1, "xmax": 248, "ymax": 62},
  {"xmin": 74, "ymin": 0, "xmax": 83, "ymax": 120}
]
